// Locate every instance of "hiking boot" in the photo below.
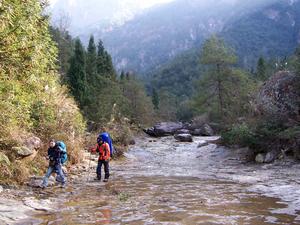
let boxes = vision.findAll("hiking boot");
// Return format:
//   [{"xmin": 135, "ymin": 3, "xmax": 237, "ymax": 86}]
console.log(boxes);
[
  {"xmin": 94, "ymin": 177, "xmax": 101, "ymax": 181},
  {"xmin": 103, "ymin": 179, "xmax": 108, "ymax": 182},
  {"xmin": 60, "ymin": 183, "xmax": 66, "ymax": 188}
]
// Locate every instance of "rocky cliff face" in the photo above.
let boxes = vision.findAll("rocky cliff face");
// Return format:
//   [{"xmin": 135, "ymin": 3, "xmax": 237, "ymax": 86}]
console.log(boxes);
[{"xmin": 256, "ymin": 71, "xmax": 300, "ymax": 121}]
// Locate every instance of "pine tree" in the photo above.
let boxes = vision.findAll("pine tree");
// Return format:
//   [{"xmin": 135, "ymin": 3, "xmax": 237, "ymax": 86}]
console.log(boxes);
[
  {"xmin": 86, "ymin": 35, "xmax": 97, "ymax": 83},
  {"xmin": 193, "ymin": 35, "xmax": 253, "ymax": 122},
  {"xmin": 67, "ymin": 39, "xmax": 87, "ymax": 106},
  {"xmin": 49, "ymin": 26, "xmax": 74, "ymax": 81},
  {"xmin": 120, "ymin": 71, "xmax": 125, "ymax": 81},
  {"xmin": 152, "ymin": 88, "xmax": 159, "ymax": 110},
  {"xmin": 96, "ymin": 39, "xmax": 116, "ymax": 80},
  {"xmin": 256, "ymin": 57, "xmax": 267, "ymax": 81}
]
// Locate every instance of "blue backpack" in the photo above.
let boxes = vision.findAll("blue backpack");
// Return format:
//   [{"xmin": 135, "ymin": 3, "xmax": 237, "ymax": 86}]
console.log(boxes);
[
  {"xmin": 97, "ymin": 132, "xmax": 114, "ymax": 156},
  {"xmin": 57, "ymin": 141, "xmax": 68, "ymax": 164}
]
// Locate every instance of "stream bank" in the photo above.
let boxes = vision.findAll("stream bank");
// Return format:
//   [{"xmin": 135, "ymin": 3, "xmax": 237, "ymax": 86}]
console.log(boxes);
[{"xmin": 1, "ymin": 136, "xmax": 300, "ymax": 224}]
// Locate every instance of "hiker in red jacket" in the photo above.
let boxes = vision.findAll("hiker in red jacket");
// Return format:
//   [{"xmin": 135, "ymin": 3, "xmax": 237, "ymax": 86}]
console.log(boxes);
[{"xmin": 91, "ymin": 137, "xmax": 110, "ymax": 182}]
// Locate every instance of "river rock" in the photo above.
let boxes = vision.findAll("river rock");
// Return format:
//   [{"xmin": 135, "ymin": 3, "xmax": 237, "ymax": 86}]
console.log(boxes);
[
  {"xmin": 174, "ymin": 134, "xmax": 193, "ymax": 142},
  {"xmin": 264, "ymin": 150, "xmax": 280, "ymax": 163},
  {"xmin": 143, "ymin": 127, "xmax": 157, "ymax": 137},
  {"xmin": 197, "ymin": 141, "xmax": 209, "ymax": 148},
  {"xmin": 190, "ymin": 129, "xmax": 202, "ymax": 136},
  {"xmin": 255, "ymin": 153, "xmax": 265, "ymax": 163},
  {"xmin": 200, "ymin": 124, "xmax": 214, "ymax": 136},
  {"xmin": 28, "ymin": 176, "xmax": 55, "ymax": 188},
  {"xmin": 175, "ymin": 129, "xmax": 190, "ymax": 134},
  {"xmin": 23, "ymin": 197, "xmax": 55, "ymax": 211},
  {"xmin": 187, "ymin": 115, "xmax": 209, "ymax": 130},
  {"xmin": 154, "ymin": 122, "xmax": 183, "ymax": 136},
  {"xmin": 129, "ymin": 139, "xmax": 136, "ymax": 145},
  {"xmin": 144, "ymin": 122, "xmax": 183, "ymax": 137},
  {"xmin": 0, "ymin": 197, "xmax": 33, "ymax": 223},
  {"xmin": 12, "ymin": 146, "xmax": 34, "ymax": 157}
]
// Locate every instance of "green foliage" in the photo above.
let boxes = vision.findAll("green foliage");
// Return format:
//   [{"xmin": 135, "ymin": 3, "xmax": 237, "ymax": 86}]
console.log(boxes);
[
  {"xmin": 0, "ymin": 0, "xmax": 86, "ymax": 183},
  {"xmin": 86, "ymin": 35, "xmax": 97, "ymax": 83},
  {"xmin": 200, "ymin": 35, "xmax": 237, "ymax": 65},
  {"xmin": 67, "ymin": 38, "xmax": 87, "ymax": 106},
  {"xmin": 151, "ymin": 88, "xmax": 159, "ymax": 110},
  {"xmin": 120, "ymin": 75, "xmax": 155, "ymax": 125},
  {"xmin": 193, "ymin": 36, "xmax": 255, "ymax": 123},
  {"xmin": 49, "ymin": 26, "xmax": 74, "ymax": 81},
  {"xmin": 256, "ymin": 57, "xmax": 267, "ymax": 81},
  {"xmin": 222, "ymin": 123, "xmax": 256, "ymax": 147},
  {"xmin": 97, "ymin": 40, "xmax": 116, "ymax": 80}
]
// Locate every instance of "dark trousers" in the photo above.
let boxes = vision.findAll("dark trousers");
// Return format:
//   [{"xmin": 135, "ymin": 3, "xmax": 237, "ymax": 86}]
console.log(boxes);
[{"xmin": 96, "ymin": 160, "xmax": 109, "ymax": 179}]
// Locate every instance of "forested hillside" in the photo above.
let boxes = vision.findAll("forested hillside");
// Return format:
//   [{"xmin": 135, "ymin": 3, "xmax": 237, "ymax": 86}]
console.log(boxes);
[
  {"xmin": 0, "ymin": 0, "xmax": 85, "ymax": 183},
  {"xmin": 148, "ymin": 0, "xmax": 300, "ymax": 115}
]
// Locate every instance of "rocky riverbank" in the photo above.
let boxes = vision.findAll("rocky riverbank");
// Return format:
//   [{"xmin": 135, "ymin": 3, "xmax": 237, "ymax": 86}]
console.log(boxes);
[{"xmin": 1, "ymin": 135, "xmax": 300, "ymax": 224}]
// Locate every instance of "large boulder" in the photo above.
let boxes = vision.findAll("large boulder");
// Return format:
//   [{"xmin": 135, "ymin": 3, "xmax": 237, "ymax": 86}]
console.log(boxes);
[
  {"xmin": 264, "ymin": 150, "xmax": 280, "ymax": 163},
  {"xmin": 154, "ymin": 122, "xmax": 183, "ymax": 136},
  {"xmin": 256, "ymin": 71, "xmax": 300, "ymax": 120},
  {"xmin": 255, "ymin": 153, "xmax": 265, "ymax": 163},
  {"xmin": 175, "ymin": 129, "xmax": 190, "ymax": 134},
  {"xmin": 12, "ymin": 146, "xmax": 34, "ymax": 157},
  {"xmin": 174, "ymin": 134, "xmax": 193, "ymax": 142},
  {"xmin": 143, "ymin": 120, "xmax": 215, "ymax": 137},
  {"xmin": 144, "ymin": 122, "xmax": 183, "ymax": 137},
  {"xmin": 24, "ymin": 136, "xmax": 42, "ymax": 151},
  {"xmin": 200, "ymin": 124, "xmax": 214, "ymax": 136}
]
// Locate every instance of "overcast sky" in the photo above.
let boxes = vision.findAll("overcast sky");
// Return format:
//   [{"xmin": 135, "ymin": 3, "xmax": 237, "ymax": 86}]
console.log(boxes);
[{"xmin": 49, "ymin": 0, "xmax": 175, "ymax": 9}]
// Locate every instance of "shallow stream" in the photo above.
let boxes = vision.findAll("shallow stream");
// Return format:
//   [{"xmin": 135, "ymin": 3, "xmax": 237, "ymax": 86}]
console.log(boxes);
[{"xmin": 20, "ymin": 136, "xmax": 300, "ymax": 224}]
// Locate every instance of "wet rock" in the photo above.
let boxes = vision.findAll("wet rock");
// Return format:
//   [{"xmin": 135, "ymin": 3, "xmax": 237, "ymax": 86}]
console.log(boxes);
[
  {"xmin": 23, "ymin": 197, "xmax": 55, "ymax": 211},
  {"xmin": 143, "ymin": 127, "xmax": 156, "ymax": 137},
  {"xmin": 175, "ymin": 129, "xmax": 190, "ymax": 134},
  {"xmin": 129, "ymin": 139, "xmax": 136, "ymax": 145},
  {"xmin": 187, "ymin": 115, "xmax": 209, "ymax": 130},
  {"xmin": 200, "ymin": 124, "xmax": 214, "ymax": 136},
  {"xmin": 12, "ymin": 146, "xmax": 34, "ymax": 157},
  {"xmin": 264, "ymin": 150, "xmax": 280, "ymax": 163},
  {"xmin": 144, "ymin": 122, "xmax": 183, "ymax": 137},
  {"xmin": 234, "ymin": 147, "xmax": 255, "ymax": 162},
  {"xmin": 174, "ymin": 134, "xmax": 193, "ymax": 142},
  {"xmin": 154, "ymin": 122, "xmax": 183, "ymax": 136},
  {"xmin": 197, "ymin": 141, "xmax": 209, "ymax": 148},
  {"xmin": 207, "ymin": 136, "xmax": 222, "ymax": 145},
  {"xmin": 255, "ymin": 153, "xmax": 265, "ymax": 163},
  {"xmin": 190, "ymin": 129, "xmax": 202, "ymax": 136},
  {"xmin": 0, "ymin": 197, "xmax": 33, "ymax": 223},
  {"xmin": 28, "ymin": 176, "xmax": 55, "ymax": 188}
]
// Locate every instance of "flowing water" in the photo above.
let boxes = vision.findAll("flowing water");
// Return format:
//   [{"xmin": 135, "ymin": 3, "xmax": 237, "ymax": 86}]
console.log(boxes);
[{"xmin": 20, "ymin": 136, "xmax": 300, "ymax": 224}]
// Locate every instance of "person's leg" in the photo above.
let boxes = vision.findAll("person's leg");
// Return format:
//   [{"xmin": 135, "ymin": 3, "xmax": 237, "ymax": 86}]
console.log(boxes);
[
  {"xmin": 96, "ymin": 161, "xmax": 103, "ymax": 180},
  {"xmin": 42, "ymin": 166, "xmax": 54, "ymax": 187},
  {"xmin": 103, "ymin": 161, "xmax": 109, "ymax": 181},
  {"xmin": 55, "ymin": 164, "xmax": 66, "ymax": 187}
]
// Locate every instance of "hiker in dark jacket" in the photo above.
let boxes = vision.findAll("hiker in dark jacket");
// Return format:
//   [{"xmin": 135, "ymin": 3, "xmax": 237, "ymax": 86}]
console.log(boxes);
[{"xmin": 41, "ymin": 139, "xmax": 66, "ymax": 188}]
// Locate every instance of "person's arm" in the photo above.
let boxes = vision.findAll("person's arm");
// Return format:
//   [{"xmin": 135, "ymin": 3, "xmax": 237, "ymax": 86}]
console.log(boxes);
[
  {"xmin": 89, "ymin": 145, "xmax": 98, "ymax": 154},
  {"xmin": 105, "ymin": 143, "xmax": 110, "ymax": 160}
]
